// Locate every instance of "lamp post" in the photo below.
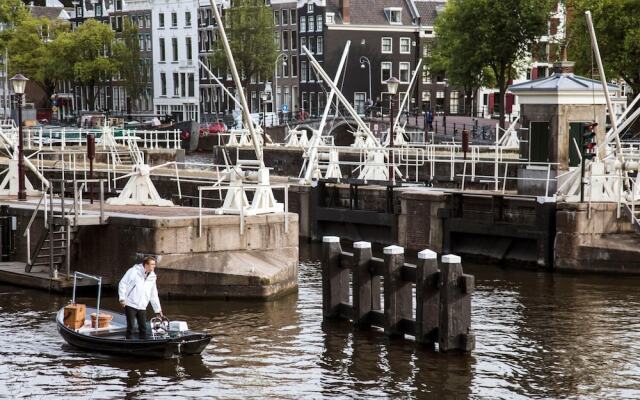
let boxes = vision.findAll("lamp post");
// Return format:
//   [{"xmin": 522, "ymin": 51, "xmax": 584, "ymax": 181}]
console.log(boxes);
[
  {"xmin": 385, "ymin": 76, "xmax": 400, "ymax": 184},
  {"xmin": 274, "ymin": 53, "xmax": 288, "ymax": 122},
  {"xmin": 261, "ymin": 85, "xmax": 270, "ymax": 143},
  {"xmin": 359, "ymin": 56, "xmax": 372, "ymax": 107},
  {"xmin": 10, "ymin": 74, "xmax": 28, "ymax": 201}
]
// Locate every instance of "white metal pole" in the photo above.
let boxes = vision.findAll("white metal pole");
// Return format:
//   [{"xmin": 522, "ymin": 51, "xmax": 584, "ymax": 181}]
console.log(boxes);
[
  {"xmin": 585, "ymin": 10, "xmax": 623, "ymax": 162},
  {"xmin": 394, "ymin": 59, "xmax": 423, "ymax": 129},
  {"xmin": 303, "ymin": 42, "xmax": 351, "ymax": 183},
  {"xmin": 209, "ymin": 0, "xmax": 264, "ymax": 166},
  {"xmin": 303, "ymin": 46, "xmax": 381, "ymax": 147}
]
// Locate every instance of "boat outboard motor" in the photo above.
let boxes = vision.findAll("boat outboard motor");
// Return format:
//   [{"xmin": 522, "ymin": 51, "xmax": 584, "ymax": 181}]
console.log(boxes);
[{"xmin": 150, "ymin": 316, "xmax": 170, "ymax": 336}]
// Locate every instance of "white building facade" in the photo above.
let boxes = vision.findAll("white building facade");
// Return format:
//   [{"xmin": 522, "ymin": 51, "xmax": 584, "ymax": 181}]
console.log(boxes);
[{"xmin": 152, "ymin": 0, "xmax": 200, "ymax": 122}]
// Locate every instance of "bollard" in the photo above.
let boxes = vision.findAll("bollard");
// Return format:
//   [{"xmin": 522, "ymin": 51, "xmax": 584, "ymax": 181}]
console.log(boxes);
[
  {"xmin": 415, "ymin": 249, "xmax": 439, "ymax": 346},
  {"xmin": 322, "ymin": 236, "xmax": 348, "ymax": 319},
  {"xmin": 352, "ymin": 241, "xmax": 373, "ymax": 327},
  {"xmin": 439, "ymin": 254, "xmax": 475, "ymax": 351},
  {"xmin": 383, "ymin": 245, "xmax": 411, "ymax": 338}
]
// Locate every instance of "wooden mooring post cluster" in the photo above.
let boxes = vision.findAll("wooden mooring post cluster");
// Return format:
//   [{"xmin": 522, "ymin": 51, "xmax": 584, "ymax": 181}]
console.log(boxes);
[{"xmin": 322, "ymin": 236, "xmax": 475, "ymax": 352}]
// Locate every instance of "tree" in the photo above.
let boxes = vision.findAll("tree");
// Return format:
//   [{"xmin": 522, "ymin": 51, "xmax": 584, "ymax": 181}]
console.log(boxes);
[
  {"xmin": 70, "ymin": 19, "xmax": 119, "ymax": 110},
  {"xmin": 431, "ymin": 11, "xmax": 495, "ymax": 116},
  {"xmin": 210, "ymin": 0, "xmax": 277, "ymax": 93},
  {"xmin": 113, "ymin": 18, "xmax": 148, "ymax": 112},
  {"xmin": 0, "ymin": 0, "xmax": 29, "ymax": 47},
  {"xmin": 434, "ymin": 0, "xmax": 550, "ymax": 125},
  {"xmin": 568, "ymin": 0, "xmax": 640, "ymax": 96},
  {"xmin": 5, "ymin": 15, "xmax": 70, "ymax": 104}
]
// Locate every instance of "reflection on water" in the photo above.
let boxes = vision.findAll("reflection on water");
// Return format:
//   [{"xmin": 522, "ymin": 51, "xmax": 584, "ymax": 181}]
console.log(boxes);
[{"xmin": 0, "ymin": 243, "xmax": 639, "ymax": 398}]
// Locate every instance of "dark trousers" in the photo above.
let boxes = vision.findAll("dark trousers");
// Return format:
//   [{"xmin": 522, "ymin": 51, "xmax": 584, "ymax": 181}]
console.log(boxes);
[{"xmin": 125, "ymin": 306, "xmax": 147, "ymax": 338}]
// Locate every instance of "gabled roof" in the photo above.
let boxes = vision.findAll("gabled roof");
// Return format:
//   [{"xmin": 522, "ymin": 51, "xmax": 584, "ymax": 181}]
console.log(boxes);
[
  {"xmin": 326, "ymin": 0, "xmax": 416, "ymax": 26},
  {"xmin": 29, "ymin": 5, "xmax": 69, "ymax": 20},
  {"xmin": 413, "ymin": 0, "xmax": 443, "ymax": 26},
  {"xmin": 509, "ymin": 72, "xmax": 619, "ymax": 93}
]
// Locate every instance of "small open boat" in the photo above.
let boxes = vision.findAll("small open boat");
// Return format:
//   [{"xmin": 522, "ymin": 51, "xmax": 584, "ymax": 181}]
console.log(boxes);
[{"xmin": 56, "ymin": 272, "xmax": 211, "ymax": 359}]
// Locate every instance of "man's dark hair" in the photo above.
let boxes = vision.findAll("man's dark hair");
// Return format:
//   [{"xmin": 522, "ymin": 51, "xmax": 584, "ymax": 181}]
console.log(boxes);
[{"xmin": 142, "ymin": 256, "xmax": 157, "ymax": 266}]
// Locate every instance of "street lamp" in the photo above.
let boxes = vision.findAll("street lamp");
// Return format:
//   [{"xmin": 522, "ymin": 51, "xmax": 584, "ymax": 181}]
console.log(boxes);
[
  {"xmin": 261, "ymin": 86, "xmax": 270, "ymax": 143},
  {"xmin": 385, "ymin": 76, "xmax": 400, "ymax": 184},
  {"xmin": 359, "ymin": 56, "xmax": 372, "ymax": 109},
  {"xmin": 10, "ymin": 73, "xmax": 28, "ymax": 201},
  {"xmin": 274, "ymin": 53, "xmax": 288, "ymax": 121}
]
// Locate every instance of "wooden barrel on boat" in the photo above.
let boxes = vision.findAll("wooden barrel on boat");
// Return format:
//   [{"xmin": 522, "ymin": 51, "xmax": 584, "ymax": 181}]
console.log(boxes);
[{"xmin": 90, "ymin": 313, "xmax": 113, "ymax": 328}]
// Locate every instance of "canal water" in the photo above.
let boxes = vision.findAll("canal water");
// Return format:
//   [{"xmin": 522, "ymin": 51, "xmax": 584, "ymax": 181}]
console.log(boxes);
[{"xmin": 1, "ymin": 244, "xmax": 639, "ymax": 399}]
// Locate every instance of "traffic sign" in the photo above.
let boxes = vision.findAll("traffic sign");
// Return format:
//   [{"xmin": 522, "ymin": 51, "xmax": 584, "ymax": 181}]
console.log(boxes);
[{"xmin": 282, "ymin": 104, "xmax": 288, "ymax": 113}]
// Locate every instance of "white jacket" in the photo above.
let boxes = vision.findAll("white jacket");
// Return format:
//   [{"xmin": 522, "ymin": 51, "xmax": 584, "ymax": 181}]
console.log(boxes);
[{"xmin": 118, "ymin": 264, "xmax": 162, "ymax": 313}]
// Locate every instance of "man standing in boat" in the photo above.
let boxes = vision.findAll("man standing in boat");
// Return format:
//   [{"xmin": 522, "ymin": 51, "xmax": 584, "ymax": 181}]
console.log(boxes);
[{"xmin": 118, "ymin": 256, "xmax": 163, "ymax": 339}]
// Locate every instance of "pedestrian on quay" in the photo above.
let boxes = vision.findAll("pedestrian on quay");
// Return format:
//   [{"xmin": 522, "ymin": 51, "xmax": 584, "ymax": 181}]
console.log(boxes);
[
  {"xmin": 425, "ymin": 109, "xmax": 434, "ymax": 132},
  {"xmin": 118, "ymin": 256, "xmax": 163, "ymax": 339}
]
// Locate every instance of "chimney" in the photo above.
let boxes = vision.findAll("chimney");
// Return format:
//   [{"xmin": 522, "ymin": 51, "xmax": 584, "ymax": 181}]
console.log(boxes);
[
  {"xmin": 553, "ymin": 44, "xmax": 574, "ymax": 74},
  {"xmin": 341, "ymin": 0, "xmax": 350, "ymax": 24}
]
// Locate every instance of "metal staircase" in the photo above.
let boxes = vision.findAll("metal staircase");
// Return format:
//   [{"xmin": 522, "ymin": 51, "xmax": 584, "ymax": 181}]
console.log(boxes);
[
  {"xmin": 23, "ymin": 179, "xmax": 108, "ymax": 277},
  {"xmin": 25, "ymin": 222, "xmax": 76, "ymax": 274}
]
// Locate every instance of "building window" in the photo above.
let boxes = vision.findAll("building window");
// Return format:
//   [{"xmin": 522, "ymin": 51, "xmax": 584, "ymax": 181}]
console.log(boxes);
[
  {"xmin": 189, "ymin": 74, "xmax": 195, "ymax": 97},
  {"xmin": 300, "ymin": 37, "xmax": 306, "ymax": 54},
  {"xmin": 282, "ymin": 9, "xmax": 288, "ymax": 25},
  {"xmin": 76, "ymin": 6, "xmax": 83, "ymax": 17},
  {"xmin": 400, "ymin": 37, "xmax": 410, "ymax": 54},
  {"xmin": 300, "ymin": 17, "xmax": 306, "ymax": 32},
  {"xmin": 115, "ymin": 0, "xmax": 122, "ymax": 11},
  {"xmin": 282, "ymin": 30, "xmax": 289, "ymax": 50},
  {"xmin": 316, "ymin": 15, "xmax": 322, "ymax": 31},
  {"xmin": 354, "ymin": 92, "xmax": 366, "ymax": 115},
  {"xmin": 301, "ymin": 61, "xmax": 307, "ymax": 82},
  {"xmin": 181, "ymin": 73, "xmax": 186, "ymax": 97},
  {"xmin": 308, "ymin": 4, "xmax": 313, "ymax": 13},
  {"xmin": 171, "ymin": 12, "xmax": 177, "ymax": 27},
  {"xmin": 291, "ymin": 32, "xmax": 297, "ymax": 50},
  {"xmin": 145, "ymin": 15, "xmax": 151, "ymax": 28},
  {"xmin": 172, "ymin": 37, "xmax": 178, "ymax": 61},
  {"xmin": 95, "ymin": 4, "xmax": 102, "ymax": 17},
  {"xmin": 290, "ymin": 9, "xmax": 297, "ymax": 25},
  {"xmin": 159, "ymin": 38, "xmax": 166, "ymax": 61},
  {"xmin": 399, "ymin": 62, "xmax": 410, "ymax": 83},
  {"xmin": 436, "ymin": 91, "xmax": 445, "ymax": 113},
  {"xmin": 159, "ymin": 13, "xmax": 165, "ymax": 28},
  {"xmin": 138, "ymin": 15, "xmax": 143, "ymax": 28},
  {"xmin": 146, "ymin": 34, "xmax": 151, "ymax": 52},
  {"xmin": 282, "ymin": 58, "xmax": 288, "ymax": 78},
  {"xmin": 381, "ymin": 62, "xmax": 392, "ymax": 82},
  {"xmin": 160, "ymin": 73, "xmax": 167, "ymax": 96},
  {"xmin": 186, "ymin": 37, "xmax": 192, "ymax": 61},
  {"xmin": 326, "ymin": 13, "xmax": 334, "ymax": 24},
  {"xmin": 317, "ymin": 36, "xmax": 323, "ymax": 55},
  {"xmin": 291, "ymin": 55, "xmax": 298, "ymax": 77},
  {"xmin": 385, "ymin": 8, "xmax": 402, "ymax": 24},
  {"xmin": 382, "ymin": 37, "xmax": 392, "ymax": 53},
  {"xmin": 308, "ymin": 16, "xmax": 314, "ymax": 32},
  {"xmin": 424, "ymin": 67, "xmax": 431, "ymax": 83},
  {"xmin": 185, "ymin": 11, "xmax": 191, "ymax": 26},
  {"xmin": 275, "ymin": 31, "xmax": 281, "ymax": 50},
  {"xmin": 173, "ymin": 72, "xmax": 179, "ymax": 96},
  {"xmin": 450, "ymin": 91, "xmax": 459, "ymax": 114},
  {"xmin": 274, "ymin": 10, "xmax": 280, "ymax": 25}
]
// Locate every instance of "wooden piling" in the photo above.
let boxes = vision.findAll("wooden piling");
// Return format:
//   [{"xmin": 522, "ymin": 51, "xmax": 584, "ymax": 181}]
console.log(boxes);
[
  {"xmin": 383, "ymin": 245, "xmax": 412, "ymax": 338},
  {"xmin": 352, "ymin": 241, "xmax": 373, "ymax": 327},
  {"xmin": 322, "ymin": 236, "xmax": 348, "ymax": 319},
  {"xmin": 439, "ymin": 254, "xmax": 475, "ymax": 352},
  {"xmin": 415, "ymin": 249, "xmax": 439, "ymax": 346}
]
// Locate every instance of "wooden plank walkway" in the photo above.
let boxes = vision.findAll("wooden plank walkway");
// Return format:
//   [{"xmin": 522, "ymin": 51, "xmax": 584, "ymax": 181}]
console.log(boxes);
[{"xmin": 0, "ymin": 262, "xmax": 107, "ymax": 293}]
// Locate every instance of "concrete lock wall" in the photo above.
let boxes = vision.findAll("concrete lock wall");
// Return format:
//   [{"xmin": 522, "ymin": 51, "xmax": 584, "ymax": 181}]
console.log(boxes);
[
  {"xmin": 11, "ymin": 207, "xmax": 299, "ymax": 299},
  {"xmin": 555, "ymin": 202, "xmax": 640, "ymax": 274}
]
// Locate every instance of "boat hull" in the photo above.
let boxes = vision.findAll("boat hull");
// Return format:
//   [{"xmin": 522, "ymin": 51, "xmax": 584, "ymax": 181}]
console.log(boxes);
[{"xmin": 56, "ymin": 307, "xmax": 211, "ymax": 359}]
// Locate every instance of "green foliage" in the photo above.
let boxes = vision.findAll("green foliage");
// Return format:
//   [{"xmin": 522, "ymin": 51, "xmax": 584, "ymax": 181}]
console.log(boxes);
[
  {"xmin": 113, "ymin": 18, "xmax": 148, "ymax": 111},
  {"xmin": 211, "ymin": 0, "xmax": 277, "ymax": 89},
  {"xmin": 70, "ymin": 19, "xmax": 119, "ymax": 110},
  {"xmin": 5, "ymin": 14, "xmax": 70, "ymax": 102},
  {"xmin": 433, "ymin": 0, "xmax": 550, "ymax": 122},
  {"xmin": 569, "ymin": 0, "xmax": 640, "ymax": 94}
]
